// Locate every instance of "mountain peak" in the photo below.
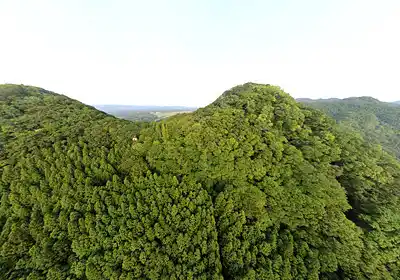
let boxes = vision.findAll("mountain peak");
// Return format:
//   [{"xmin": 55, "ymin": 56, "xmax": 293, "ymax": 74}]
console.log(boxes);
[
  {"xmin": 0, "ymin": 84, "xmax": 56, "ymax": 101},
  {"xmin": 211, "ymin": 83, "xmax": 289, "ymax": 110},
  {"xmin": 343, "ymin": 96, "xmax": 380, "ymax": 103}
]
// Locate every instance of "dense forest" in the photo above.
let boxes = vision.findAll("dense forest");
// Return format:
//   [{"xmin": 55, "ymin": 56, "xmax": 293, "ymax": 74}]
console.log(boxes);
[
  {"xmin": 300, "ymin": 97, "xmax": 400, "ymax": 159},
  {"xmin": 1, "ymin": 83, "xmax": 400, "ymax": 279}
]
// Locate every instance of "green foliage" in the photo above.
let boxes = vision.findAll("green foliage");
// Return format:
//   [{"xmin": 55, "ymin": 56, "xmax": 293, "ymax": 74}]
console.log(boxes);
[
  {"xmin": 300, "ymin": 97, "xmax": 400, "ymax": 159},
  {"xmin": 1, "ymin": 83, "xmax": 400, "ymax": 279}
]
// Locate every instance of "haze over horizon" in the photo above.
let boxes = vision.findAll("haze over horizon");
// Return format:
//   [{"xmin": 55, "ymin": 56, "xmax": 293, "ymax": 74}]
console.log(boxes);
[{"xmin": 1, "ymin": 0, "xmax": 399, "ymax": 106}]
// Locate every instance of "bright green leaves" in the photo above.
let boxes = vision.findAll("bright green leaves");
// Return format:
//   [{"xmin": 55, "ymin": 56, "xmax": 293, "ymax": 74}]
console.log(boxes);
[{"xmin": 2, "ymin": 83, "xmax": 400, "ymax": 279}]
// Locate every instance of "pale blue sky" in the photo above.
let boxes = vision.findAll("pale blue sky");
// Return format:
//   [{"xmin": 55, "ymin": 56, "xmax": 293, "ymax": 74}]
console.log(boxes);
[{"xmin": 1, "ymin": 0, "xmax": 399, "ymax": 106}]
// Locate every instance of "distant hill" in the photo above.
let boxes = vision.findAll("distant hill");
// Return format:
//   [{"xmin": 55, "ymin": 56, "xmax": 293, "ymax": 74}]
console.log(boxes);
[
  {"xmin": 94, "ymin": 104, "xmax": 197, "ymax": 121},
  {"xmin": 296, "ymin": 97, "xmax": 340, "ymax": 103},
  {"xmin": 94, "ymin": 104, "xmax": 197, "ymax": 112},
  {"xmin": 299, "ymin": 96, "xmax": 400, "ymax": 158}
]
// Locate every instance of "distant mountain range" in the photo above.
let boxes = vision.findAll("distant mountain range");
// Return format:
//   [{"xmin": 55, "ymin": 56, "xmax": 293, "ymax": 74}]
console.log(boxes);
[
  {"xmin": 94, "ymin": 104, "xmax": 197, "ymax": 113},
  {"xmin": 298, "ymin": 96, "xmax": 400, "ymax": 159},
  {"xmin": 94, "ymin": 104, "xmax": 197, "ymax": 122},
  {"xmin": 297, "ymin": 97, "xmax": 400, "ymax": 105},
  {"xmin": 296, "ymin": 98, "xmax": 341, "ymax": 103},
  {"xmin": 97, "ymin": 99, "xmax": 400, "ymax": 124}
]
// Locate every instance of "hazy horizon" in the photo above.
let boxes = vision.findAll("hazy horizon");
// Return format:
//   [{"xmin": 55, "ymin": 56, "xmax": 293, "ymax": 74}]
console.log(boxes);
[
  {"xmin": 3, "ymin": 81, "xmax": 399, "ymax": 107},
  {"xmin": 91, "ymin": 94, "xmax": 399, "ymax": 107}
]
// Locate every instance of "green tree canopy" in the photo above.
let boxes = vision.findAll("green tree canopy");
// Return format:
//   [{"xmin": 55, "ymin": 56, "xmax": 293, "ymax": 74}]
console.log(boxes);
[
  {"xmin": 300, "ymin": 96, "xmax": 400, "ymax": 159},
  {"xmin": 1, "ymin": 83, "xmax": 400, "ymax": 279}
]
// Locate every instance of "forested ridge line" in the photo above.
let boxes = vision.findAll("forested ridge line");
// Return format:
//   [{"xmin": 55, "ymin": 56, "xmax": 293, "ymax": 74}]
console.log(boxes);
[
  {"xmin": 300, "ymin": 96, "xmax": 400, "ymax": 159},
  {"xmin": 1, "ymin": 83, "xmax": 400, "ymax": 279}
]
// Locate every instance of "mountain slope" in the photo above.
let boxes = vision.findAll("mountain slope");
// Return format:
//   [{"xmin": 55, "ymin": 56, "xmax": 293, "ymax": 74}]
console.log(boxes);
[
  {"xmin": 0, "ymin": 84, "xmax": 221, "ymax": 279},
  {"xmin": 1, "ymin": 83, "xmax": 400, "ymax": 279},
  {"xmin": 0, "ymin": 84, "xmax": 147, "ymax": 161},
  {"xmin": 300, "ymin": 96, "xmax": 400, "ymax": 159}
]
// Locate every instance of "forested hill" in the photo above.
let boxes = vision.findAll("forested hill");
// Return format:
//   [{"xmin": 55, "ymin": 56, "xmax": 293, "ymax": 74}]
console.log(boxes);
[
  {"xmin": 2, "ymin": 83, "xmax": 400, "ymax": 279},
  {"xmin": 299, "ymin": 96, "xmax": 400, "ymax": 158},
  {"xmin": 0, "ymin": 84, "xmax": 147, "ymax": 161}
]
